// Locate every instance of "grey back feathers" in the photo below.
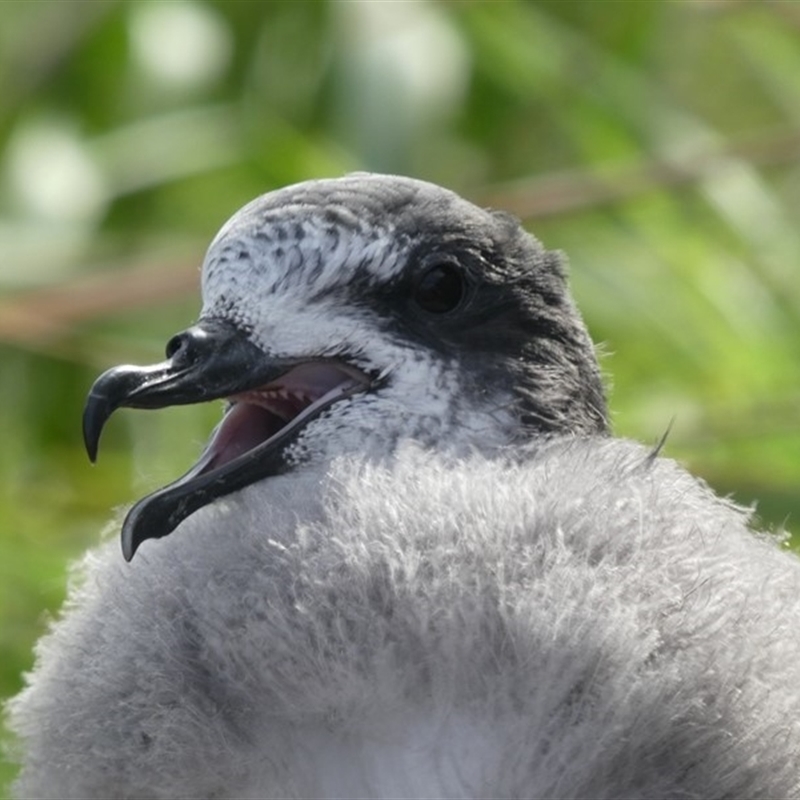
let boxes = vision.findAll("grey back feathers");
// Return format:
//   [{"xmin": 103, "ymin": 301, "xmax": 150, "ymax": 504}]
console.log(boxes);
[{"xmin": 7, "ymin": 174, "xmax": 800, "ymax": 799}]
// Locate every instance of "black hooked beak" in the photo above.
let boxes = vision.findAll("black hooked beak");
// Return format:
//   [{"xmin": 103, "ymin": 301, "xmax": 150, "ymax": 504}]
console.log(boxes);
[
  {"xmin": 84, "ymin": 319, "xmax": 267, "ymax": 461},
  {"xmin": 84, "ymin": 319, "xmax": 372, "ymax": 561}
]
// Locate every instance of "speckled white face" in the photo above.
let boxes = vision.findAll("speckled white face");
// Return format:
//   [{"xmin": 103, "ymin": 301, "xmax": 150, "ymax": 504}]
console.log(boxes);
[
  {"xmin": 201, "ymin": 208, "xmax": 409, "ymax": 359},
  {"xmin": 198, "ymin": 199, "xmax": 517, "ymax": 465}
]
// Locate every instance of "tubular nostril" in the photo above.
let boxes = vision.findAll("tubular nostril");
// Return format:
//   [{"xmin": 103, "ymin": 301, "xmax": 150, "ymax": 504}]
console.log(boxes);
[
  {"xmin": 165, "ymin": 334, "xmax": 186, "ymax": 359},
  {"xmin": 164, "ymin": 325, "xmax": 217, "ymax": 365},
  {"xmin": 164, "ymin": 321, "xmax": 241, "ymax": 368}
]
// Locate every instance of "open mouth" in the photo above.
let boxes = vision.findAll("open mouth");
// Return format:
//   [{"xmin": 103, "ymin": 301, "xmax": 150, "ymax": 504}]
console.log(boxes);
[
  {"xmin": 196, "ymin": 362, "xmax": 370, "ymax": 476},
  {"xmin": 82, "ymin": 319, "xmax": 375, "ymax": 561}
]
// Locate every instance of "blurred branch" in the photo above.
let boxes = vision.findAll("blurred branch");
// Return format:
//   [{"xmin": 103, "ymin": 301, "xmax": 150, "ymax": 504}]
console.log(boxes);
[
  {"xmin": 4, "ymin": 127, "xmax": 800, "ymax": 355},
  {"xmin": 476, "ymin": 127, "xmax": 800, "ymax": 220},
  {"xmin": 0, "ymin": 258, "xmax": 199, "ymax": 353},
  {"xmin": 769, "ymin": 0, "xmax": 800, "ymax": 29}
]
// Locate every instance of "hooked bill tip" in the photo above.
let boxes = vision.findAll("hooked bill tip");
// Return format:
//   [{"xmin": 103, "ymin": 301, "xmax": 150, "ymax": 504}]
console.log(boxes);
[
  {"xmin": 121, "ymin": 522, "xmax": 138, "ymax": 562},
  {"xmin": 82, "ymin": 391, "xmax": 112, "ymax": 464}
]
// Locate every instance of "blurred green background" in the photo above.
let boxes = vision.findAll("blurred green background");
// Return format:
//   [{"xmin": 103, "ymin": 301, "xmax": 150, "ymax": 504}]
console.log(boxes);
[{"xmin": 1, "ymin": 0, "xmax": 799, "ymax": 793}]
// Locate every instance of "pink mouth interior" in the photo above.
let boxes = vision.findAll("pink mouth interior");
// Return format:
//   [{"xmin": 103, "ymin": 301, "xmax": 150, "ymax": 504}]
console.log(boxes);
[{"xmin": 201, "ymin": 362, "xmax": 367, "ymax": 472}]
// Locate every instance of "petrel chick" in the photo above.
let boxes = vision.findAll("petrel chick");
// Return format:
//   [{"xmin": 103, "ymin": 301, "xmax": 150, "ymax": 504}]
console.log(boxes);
[{"xmin": 7, "ymin": 174, "xmax": 800, "ymax": 799}]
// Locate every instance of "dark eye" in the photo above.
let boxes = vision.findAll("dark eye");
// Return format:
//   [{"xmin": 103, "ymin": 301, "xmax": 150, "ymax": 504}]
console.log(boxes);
[{"xmin": 412, "ymin": 263, "xmax": 466, "ymax": 313}]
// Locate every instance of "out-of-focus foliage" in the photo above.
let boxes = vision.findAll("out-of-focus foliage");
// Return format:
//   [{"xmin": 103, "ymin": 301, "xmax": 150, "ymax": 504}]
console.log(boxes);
[{"xmin": 2, "ymin": 0, "xmax": 799, "ymax": 791}]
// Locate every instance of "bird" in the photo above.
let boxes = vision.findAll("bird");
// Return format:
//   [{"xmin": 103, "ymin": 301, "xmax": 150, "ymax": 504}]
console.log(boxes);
[{"xmin": 7, "ymin": 173, "xmax": 800, "ymax": 799}]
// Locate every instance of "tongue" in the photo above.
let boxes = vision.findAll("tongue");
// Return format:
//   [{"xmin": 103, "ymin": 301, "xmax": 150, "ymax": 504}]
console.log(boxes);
[{"xmin": 207, "ymin": 403, "xmax": 284, "ymax": 469}]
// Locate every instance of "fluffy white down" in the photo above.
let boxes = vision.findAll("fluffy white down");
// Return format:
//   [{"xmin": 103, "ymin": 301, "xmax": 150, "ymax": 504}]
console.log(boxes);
[{"xmin": 8, "ymin": 437, "xmax": 800, "ymax": 799}]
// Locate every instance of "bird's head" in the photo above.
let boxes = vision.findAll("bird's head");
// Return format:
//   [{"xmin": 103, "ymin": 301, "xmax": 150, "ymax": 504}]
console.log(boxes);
[{"xmin": 84, "ymin": 174, "xmax": 607, "ymax": 560}]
